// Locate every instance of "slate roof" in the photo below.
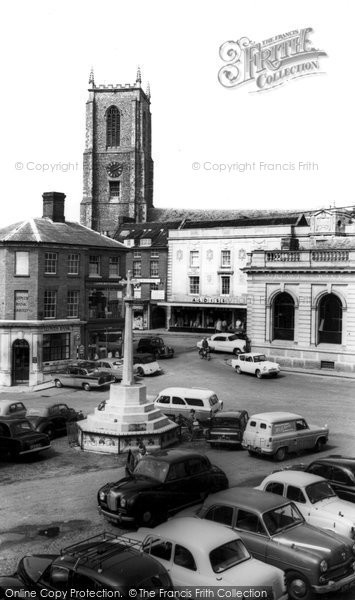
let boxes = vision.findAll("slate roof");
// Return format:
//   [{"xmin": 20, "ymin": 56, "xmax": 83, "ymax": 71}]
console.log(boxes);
[
  {"xmin": 115, "ymin": 221, "xmax": 183, "ymax": 247},
  {"xmin": 0, "ymin": 218, "xmax": 127, "ymax": 249},
  {"xmin": 148, "ymin": 207, "xmax": 305, "ymax": 223}
]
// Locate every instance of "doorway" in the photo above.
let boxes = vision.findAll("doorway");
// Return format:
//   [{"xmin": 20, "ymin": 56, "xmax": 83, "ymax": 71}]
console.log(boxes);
[{"xmin": 12, "ymin": 339, "xmax": 30, "ymax": 384}]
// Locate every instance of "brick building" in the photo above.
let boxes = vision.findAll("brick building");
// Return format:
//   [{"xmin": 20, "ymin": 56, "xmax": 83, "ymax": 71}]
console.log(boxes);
[{"xmin": 0, "ymin": 192, "xmax": 127, "ymax": 387}]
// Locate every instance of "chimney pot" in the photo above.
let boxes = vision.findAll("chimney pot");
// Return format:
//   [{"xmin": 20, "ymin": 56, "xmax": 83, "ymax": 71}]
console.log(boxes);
[{"xmin": 42, "ymin": 192, "xmax": 66, "ymax": 222}]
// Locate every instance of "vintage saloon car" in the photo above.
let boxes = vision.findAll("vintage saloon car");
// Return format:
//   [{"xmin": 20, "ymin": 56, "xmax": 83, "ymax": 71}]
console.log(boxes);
[
  {"xmin": 26, "ymin": 403, "xmax": 84, "ymax": 439},
  {"xmin": 0, "ymin": 400, "xmax": 27, "ymax": 418},
  {"xmin": 137, "ymin": 336, "xmax": 174, "ymax": 359},
  {"xmin": 53, "ymin": 361, "xmax": 114, "ymax": 391},
  {"xmin": 197, "ymin": 333, "xmax": 249, "ymax": 355},
  {"xmin": 0, "ymin": 417, "xmax": 50, "ymax": 459},
  {"xmin": 179, "ymin": 487, "xmax": 355, "ymax": 600},
  {"xmin": 231, "ymin": 353, "xmax": 280, "ymax": 378},
  {"xmin": 127, "ymin": 517, "xmax": 287, "ymax": 599},
  {"xmin": 258, "ymin": 470, "xmax": 355, "ymax": 540},
  {"xmin": 98, "ymin": 449, "xmax": 228, "ymax": 527},
  {"xmin": 206, "ymin": 410, "xmax": 249, "ymax": 448}
]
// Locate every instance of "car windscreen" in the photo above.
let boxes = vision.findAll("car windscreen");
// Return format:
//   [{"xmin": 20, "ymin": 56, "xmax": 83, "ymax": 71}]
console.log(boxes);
[
  {"xmin": 209, "ymin": 394, "xmax": 219, "ymax": 406},
  {"xmin": 306, "ymin": 481, "xmax": 337, "ymax": 504},
  {"xmin": 209, "ymin": 539, "xmax": 250, "ymax": 573},
  {"xmin": 211, "ymin": 418, "xmax": 241, "ymax": 429},
  {"xmin": 134, "ymin": 355, "xmax": 156, "ymax": 364},
  {"xmin": 133, "ymin": 457, "xmax": 169, "ymax": 483},
  {"xmin": 10, "ymin": 420, "xmax": 34, "ymax": 434},
  {"xmin": 263, "ymin": 503, "xmax": 304, "ymax": 535}
]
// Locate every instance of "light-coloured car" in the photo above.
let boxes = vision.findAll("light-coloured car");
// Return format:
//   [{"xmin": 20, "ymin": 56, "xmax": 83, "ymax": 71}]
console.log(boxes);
[
  {"xmin": 242, "ymin": 412, "xmax": 329, "ymax": 461},
  {"xmin": 232, "ymin": 353, "xmax": 280, "ymax": 378},
  {"xmin": 154, "ymin": 387, "xmax": 223, "ymax": 422},
  {"xmin": 133, "ymin": 353, "xmax": 161, "ymax": 376},
  {"xmin": 258, "ymin": 470, "xmax": 355, "ymax": 540},
  {"xmin": 95, "ymin": 358, "xmax": 124, "ymax": 382},
  {"xmin": 126, "ymin": 517, "xmax": 287, "ymax": 599},
  {"xmin": 0, "ymin": 400, "xmax": 27, "ymax": 418},
  {"xmin": 197, "ymin": 333, "xmax": 249, "ymax": 355}
]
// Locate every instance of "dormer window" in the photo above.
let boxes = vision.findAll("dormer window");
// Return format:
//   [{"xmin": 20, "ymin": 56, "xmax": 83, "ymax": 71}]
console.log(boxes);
[{"xmin": 140, "ymin": 238, "xmax": 152, "ymax": 247}]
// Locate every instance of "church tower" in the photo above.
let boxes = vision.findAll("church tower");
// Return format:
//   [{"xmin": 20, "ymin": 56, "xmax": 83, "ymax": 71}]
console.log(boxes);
[{"xmin": 80, "ymin": 68, "xmax": 154, "ymax": 235}]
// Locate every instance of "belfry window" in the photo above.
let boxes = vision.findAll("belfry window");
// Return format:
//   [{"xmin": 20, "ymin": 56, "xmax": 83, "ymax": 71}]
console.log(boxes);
[
  {"xmin": 273, "ymin": 292, "xmax": 295, "ymax": 341},
  {"xmin": 318, "ymin": 294, "xmax": 342, "ymax": 344},
  {"xmin": 106, "ymin": 106, "xmax": 120, "ymax": 147}
]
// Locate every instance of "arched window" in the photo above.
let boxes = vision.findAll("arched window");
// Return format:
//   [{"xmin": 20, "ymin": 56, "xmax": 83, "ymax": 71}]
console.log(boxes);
[
  {"xmin": 318, "ymin": 293, "xmax": 342, "ymax": 344},
  {"xmin": 106, "ymin": 106, "xmax": 120, "ymax": 147},
  {"xmin": 273, "ymin": 292, "xmax": 295, "ymax": 341}
]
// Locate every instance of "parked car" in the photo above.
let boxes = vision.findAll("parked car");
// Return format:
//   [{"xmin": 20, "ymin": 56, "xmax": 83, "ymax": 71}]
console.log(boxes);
[
  {"xmin": 231, "ymin": 353, "xmax": 280, "ymax": 378},
  {"xmin": 137, "ymin": 336, "xmax": 174, "ymax": 359},
  {"xmin": 133, "ymin": 353, "xmax": 161, "ymax": 376},
  {"xmin": 53, "ymin": 361, "xmax": 114, "ymax": 391},
  {"xmin": 154, "ymin": 387, "xmax": 223, "ymax": 423},
  {"xmin": 0, "ymin": 400, "xmax": 27, "ymax": 418},
  {"xmin": 0, "ymin": 417, "xmax": 50, "ymax": 459},
  {"xmin": 127, "ymin": 517, "xmax": 287, "ymax": 598},
  {"xmin": 95, "ymin": 357, "xmax": 124, "ymax": 382},
  {"xmin": 26, "ymin": 403, "xmax": 84, "ymax": 439},
  {"xmin": 12, "ymin": 532, "xmax": 173, "ymax": 595},
  {"xmin": 242, "ymin": 411, "xmax": 329, "ymax": 461},
  {"xmin": 197, "ymin": 332, "xmax": 249, "ymax": 355},
  {"xmin": 303, "ymin": 456, "xmax": 355, "ymax": 503},
  {"xmin": 206, "ymin": 410, "xmax": 249, "ymax": 448},
  {"xmin": 97, "ymin": 449, "xmax": 228, "ymax": 527},
  {"xmin": 182, "ymin": 487, "xmax": 355, "ymax": 600},
  {"xmin": 258, "ymin": 470, "xmax": 355, "ymax": 540},
  {"xmin": 0, "ymin": 575, "xmax": 36, "ymax": 598}
]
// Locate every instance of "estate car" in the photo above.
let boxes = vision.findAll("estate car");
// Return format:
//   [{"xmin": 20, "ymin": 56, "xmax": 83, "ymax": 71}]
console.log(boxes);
[
  {"xmin": 154, "ymin": 387, "xmax": 223, "ymax": 423},
  {"xmin": 206, "ymin": 410, "xmax": 249, "ymax": 448}
]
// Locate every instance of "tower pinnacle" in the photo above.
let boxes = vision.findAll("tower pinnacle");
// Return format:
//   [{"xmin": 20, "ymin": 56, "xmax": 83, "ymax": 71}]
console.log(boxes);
[
  {"xmin": 89, "ymin": 67, "xmax": 95, "ymax": 86},
  {"xmin": 136, "ymin": 65, "xmax": 142, "ymax": 85}
]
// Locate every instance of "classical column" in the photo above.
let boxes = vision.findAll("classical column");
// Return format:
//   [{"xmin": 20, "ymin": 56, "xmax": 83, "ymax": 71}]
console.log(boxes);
[{"xmin": 122, "ymin": 270, "xmax": 135, "ymax": 386}]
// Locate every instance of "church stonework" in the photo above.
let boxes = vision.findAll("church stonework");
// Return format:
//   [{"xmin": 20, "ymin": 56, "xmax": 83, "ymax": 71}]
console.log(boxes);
[{"xmin": 81, "ymin": 70, "xmax": 153, "ymax": 235}]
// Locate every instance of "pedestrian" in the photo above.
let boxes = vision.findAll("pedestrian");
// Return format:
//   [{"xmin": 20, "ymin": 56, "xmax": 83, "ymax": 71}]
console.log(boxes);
[
  {"xmin": 137, "ymin": 440, "xmax": 147, "ymax": 462},
  {"xmin": 125, "ymin": 448, "xmax": 136, "ymax": 477},
  {"xmin": 188, "ymin": 409, "xmax": 200, "ymax": 440},
  {"xmin": 221, "ymin": 319, "xmax": 227, "ymax": 332},
  {"xmin": 216, "ymin": 319, "xmax": 222, "ymax": 333}
]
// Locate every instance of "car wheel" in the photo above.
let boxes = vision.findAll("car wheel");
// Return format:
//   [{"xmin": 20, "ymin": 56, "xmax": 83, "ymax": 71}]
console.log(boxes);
[
  {"xmin": 286, "ymin": 571, "xmax": 312, "ymax": 600},
  {"xmin": 82, "ymin": 382, "xmax": 91, "ymax": 392},
  {"xmin": 274, "ymin": 447, "xmax": 287, "ymax": 461},
  {"xmin": 248, "ymin": 450, "xmax": 256, "ymax": 457},
  {"xmin": 44, "ymin": 427, "xmax": 54, "ymax": 439},
  {"xmin": 232, "ymin": 348, "xmax": 241, "ymax": 356},
  {"xmin": 314, "ymin": 438, "xmax": 326, "ymax": 453},
  {"xmin": 255, "ymin": 369, "xmax": 262, "ymax": 379},
  {"xmin": 136, "ymin": 367, "xmax": 144, "ymax": 376},
  {"xmin": 235, "ymin": 366, "xmax": 242, "ymax": 374},
  {"xmin": 138, "ymin": 508, "xmax": 160, "ymax": 528},
  {"xmin": 54, "ymin": 379, "xmax": 63, "ymax": 388}
]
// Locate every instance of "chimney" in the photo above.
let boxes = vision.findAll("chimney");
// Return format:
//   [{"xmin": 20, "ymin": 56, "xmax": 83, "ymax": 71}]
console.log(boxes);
[{"xmin": 42, "ymin": 192, "xmax": 66, "ymax": 223}]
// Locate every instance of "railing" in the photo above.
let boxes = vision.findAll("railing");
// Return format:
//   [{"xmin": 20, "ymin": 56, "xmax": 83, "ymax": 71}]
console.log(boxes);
[
  {"xmin": 311, "ymin": 250, "xmax": 349, "ymax": 262},
  {"xmin": 266, "ymin": 252, "xmax": 300, "ymax": 262}
]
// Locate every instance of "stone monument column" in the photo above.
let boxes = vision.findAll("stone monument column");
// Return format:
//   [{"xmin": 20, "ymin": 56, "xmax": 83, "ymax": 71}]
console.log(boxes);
[{"xmin": 122, "ymin": 270, "xmax": 134, "ymax": 386}]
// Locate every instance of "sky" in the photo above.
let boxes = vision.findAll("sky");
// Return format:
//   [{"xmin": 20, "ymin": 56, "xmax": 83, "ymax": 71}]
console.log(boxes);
[{"xmin": 2, "ymin": 0, "xmax": 354, "ymax": 227}]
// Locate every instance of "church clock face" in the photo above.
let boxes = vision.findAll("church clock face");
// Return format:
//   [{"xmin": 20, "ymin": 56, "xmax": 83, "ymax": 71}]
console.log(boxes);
[{"xmin": 106, "ymin": 162, "xmax": 123, "ymax": 178}]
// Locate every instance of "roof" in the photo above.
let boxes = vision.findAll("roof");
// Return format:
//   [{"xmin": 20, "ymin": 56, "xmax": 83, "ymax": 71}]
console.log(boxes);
[
  {"xmin": 0, "ymin": 218, "xmax": 127, "ymax": 250},
  {"xmin": 249, "ymin": 412, "xmax": 303, "ymax": 422},
  {"xmin": 264, "ymin": 470, "xmax": 325, "ymax": 486},
  {"xmin": 115, "ymin": 221, "xmax": 182, "ymax": 247},
  {"xmin": 151, "ymin": 517, "xmax": 238, "ymax": 548},
  {"xmin": 212, "ymin": 411, "xmax": 246, "ymax": 419},
  {"xmin": 204, "ymin": 487, "xmax": 289, "ymax": 512},
  {"xmin": 148, "ymin": 207, "xmax": 307, "ymax": 224},
  {"xmin": 314, "ymin": 455, "xmax": 355, "ymax": 467},
  {"xmin": 146, "ymin": 449, "xmax": 208, "ymax": 463},
  {"xmin": 158, "ymin": 387, "xmax": 216, "ymax": 397}
]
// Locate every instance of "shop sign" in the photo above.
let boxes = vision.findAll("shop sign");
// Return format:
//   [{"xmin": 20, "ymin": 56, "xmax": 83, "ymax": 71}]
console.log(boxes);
[
  {"xmin": 14, "ymin": 291, "xmax": 29, "ymax": 318},
  {"xmin": 170, "ymin": 294, "xmax": 247, "ymax": 305}
]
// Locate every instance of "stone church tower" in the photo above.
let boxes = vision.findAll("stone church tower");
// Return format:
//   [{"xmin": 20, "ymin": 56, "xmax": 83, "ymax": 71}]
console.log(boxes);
[{"xmin": 80, "ymin": 68, "xmax": 153, "ymax": 235}]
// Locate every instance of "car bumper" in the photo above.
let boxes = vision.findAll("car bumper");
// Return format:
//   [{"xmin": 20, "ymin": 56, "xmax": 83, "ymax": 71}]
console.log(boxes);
[
  {"xmin": 242, "ymin": 443, "xmax": 273, "ymax": 454},
  {"xmin": 19, "ymin": 444, "xmax": 51, "ymax": 455},
  {"xmin": 207, "ymin": 438, "xmax": 241, "ymax": 445},
  {"xmin": 98, "ymin": 506, "xmax": 135, "ymax": 524},
  {"xmin": 313, "ymin": 571, "xmax": 355, "ymax": 594}
]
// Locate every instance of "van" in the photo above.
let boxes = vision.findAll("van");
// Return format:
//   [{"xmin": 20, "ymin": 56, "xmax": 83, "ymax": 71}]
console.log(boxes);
[
  {"xmin": 242, "ymin": 411, "xmax": 329, "ymax": 461},
  {"xmin": 154, "ymin": 387, "xmax": 223, "ymax": 423}
]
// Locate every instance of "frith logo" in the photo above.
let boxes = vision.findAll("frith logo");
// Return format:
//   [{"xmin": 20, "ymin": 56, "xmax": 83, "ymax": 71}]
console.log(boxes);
[{"xmin": 218, "ymin": 28, "xmax": 327, "ymax": 92}]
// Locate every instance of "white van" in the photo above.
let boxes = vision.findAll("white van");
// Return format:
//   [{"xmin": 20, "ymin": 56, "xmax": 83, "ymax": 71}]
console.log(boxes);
[{"xmin": 154, "ymin": 387, "xmax": 223, "ymax": 422}]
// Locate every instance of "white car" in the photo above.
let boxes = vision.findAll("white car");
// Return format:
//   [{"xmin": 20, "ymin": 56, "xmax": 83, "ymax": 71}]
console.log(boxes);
[
  {"xmin": 197, "ymin": 333, "xmax": 248, "ymax": 355},
  {"xmin": 258, "ymin": 470, "xmax": 355, "ymax": 539},
  {"xmin": 232, "ymin": 353, "xmax": 280, "ymax": 378},
  {"xmin": 126, "ymin": 517, "xmax": 287, "ymax": 598}
]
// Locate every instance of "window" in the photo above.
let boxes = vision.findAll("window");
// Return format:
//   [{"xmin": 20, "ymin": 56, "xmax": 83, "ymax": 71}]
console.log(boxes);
[
  {"xmin": 151, "ymin": 250, "xmax": 159, "ymax": 258},
  {"xmin": 332, "ymin": 467, "xmax": 351, "ymax": 485},
  {"xmin": 44, "ymin": 290, "xmax": 57, "ymax": 318},
  {"xmin": 44, "ymin": 252, "xmax": 57, "ymax": 274},
  {"xmin": 43, "ymin": 333, "xmax": 70, "ymax": 361},
  {"xmin": 265, "ymin": 482, "xmax": 284, "ymax": 496},
  {"xmin": 205, "ymin": 505, "xmax": 234, "ymax": 526},
  {"xmin": 236, "ymin": 510, "xmax": 266, "ymax": 534},
  {"xmin": 133, "ymin": 261, "xmax": 142, "ymax": 277},
  {"xmin": 109, "ymin": 256, "xmax": 120, "ymax": 278},
  {"xmin": 307, "ymin": 464, "xmax": 332, "ymax": 479},
  {"xmin": 144, "ymin": 539, "xmax": 172, "ymax": 562},
  {"xmin": 190, "ymin": 251, "xmax": 199, "ymax": 267},
  {"xmin": 189, "ymin": 276, "xmax": 200, "ymax": 295},
  {"xmin": 174, "ymin": 545, "xmax": 196, "ymax": 571},
  {"xmin": 172, "ymin": 396, "xmax": 186, "ymax": 405},
  {"xmin": 221, "ymin": 276, "xmax": 230, "ymax": 295},
  {"xmin": 89, "ymin": 256, "xmax": 101, "ymax": 276},
  {"xmin": 67, "ymin": 254, "xmax": 80, "ymax": 275},
  {"xmin": 273, "ymin": 292, "xmax": 295, "ymax": 341},
  {"xmin": 187, "ymin": 458, "xmax": 208, "ymax": 475},
  {"xmin": 150, "ymin": 261, "xmax": 159, "ymax": 277},
  {"xmin": 15, "ymin": 252, "xmax": 29, "ymax": 276},
  {"xmin": 14, "ymin": 291, "xmax": 29, "ymax": 320},
  {"xmin": 150, "ymin": 282, "xmax": 159, "ymax": 291},
  {"xmin": 318, "ymin": 293, "xmax": 342, "ymax": 344},
  {"xmin": 140, "ymin": 238, "xmax": 152, "ymax": 247},
  {"xmin": 133, "ymin": 250, "xmax": 141, "ymax": 258},
  {"xmin": 109, "ymin": 181, "xmax": 120, "ymax": 201},
  {"xmin": 286, "ymin": 485, "xmax": 306, "ymax": 503},
  {"xmin": 106, "ymin": 106, "xmax": 120, "ymax": 147},
  {"xmin": 67, "ymin": 291, "xmax": 79, "ymax": 318},
  {"xmin": 221, "ymin": 250, "xmax": 231, "ymax": 267},
  {"xmin": 166, "ymin": 462, "xmax": 187, "ymax": 481}
]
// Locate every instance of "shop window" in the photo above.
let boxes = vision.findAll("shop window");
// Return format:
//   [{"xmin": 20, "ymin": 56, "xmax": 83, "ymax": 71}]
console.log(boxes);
[
  {"xmin": 67, "ymin": 254, "xmax": 80, "ymax": 275},
  {"xmin": 15, "ymin": 252, "xmax": 29, "ymax": 276},
  {"xmin": 272, "ymin": 292, "xmax": 295, "ymax": 341},
  {"xmin": 106, "ymin": 106, "xmax": 120, "ymax": 147},
  {"xmin": 44, "ymin": 252, "xmax": 57, "ymax": 274},
  {"xmin": 109, "ymin": 181, "xmax": 120, "ymax": 201},
  {"xmin": 150, "ymin": 261, "xmax": 159, "ymax": 277},
  {"xmin": 43, "ymin": 333, "xmax": 70, "ymax": 361},
  {"xmin": 221, "ymin": 250, "xmax": 231, "ymax": 267},
  {"xmin": 67, "ymin": 291, "xmax": 80, "ymax": 318},
  {"xmin": 190, "ymin": 251, "xmax": 199, "ymax": 267},
  {"xmin": 189, "ymin": 276, "xmax": 200, "ymax": 295},
  {"xmin": 133, "ymin": 261, "xmax": 142, "ymax": 277},
  {"xmin": 109, "ymin": 256, "xmax": 120, "ymax": 278},
  {"xmin": 89, "ymin": 256, "xmax": 101, "ymax": 277},
  {"xmin": 44, "ymin": 290, "xmax": 57, "ymax": 318},
  {"xmin": 221, "ymin": 276, "xmax": 230, "ymax": 295},
  {"xmin": 318, "ymin": 293, "xmax": 342, "ymax": 344}
]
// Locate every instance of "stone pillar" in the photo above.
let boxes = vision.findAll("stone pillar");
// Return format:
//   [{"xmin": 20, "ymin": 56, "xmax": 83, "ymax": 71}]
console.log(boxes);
[{"xmin": 122, "ymin": 271, "xmax": 135, "ymax": 386}]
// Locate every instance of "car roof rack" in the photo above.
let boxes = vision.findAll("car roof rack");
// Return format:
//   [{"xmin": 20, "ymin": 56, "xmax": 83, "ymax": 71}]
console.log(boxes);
[{"xmin": 61, "ymin": 533, "xmax": 143, "ymax": 571}]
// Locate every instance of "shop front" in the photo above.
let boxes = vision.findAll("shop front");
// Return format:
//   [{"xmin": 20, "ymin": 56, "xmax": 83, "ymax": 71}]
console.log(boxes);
[{"xmin": 166, "ymin": 295, "xmax": 247, "ymax": 333}]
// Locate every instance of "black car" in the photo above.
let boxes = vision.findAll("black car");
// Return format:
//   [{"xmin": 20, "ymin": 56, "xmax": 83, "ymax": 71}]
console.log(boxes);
[
  {"xmin": 26, "ymin": 403, "xmax": 84, "ymax": 439},
  {"xmin": 98, "ymin": 449, "xmax": 228, "ymax": 527},
  {"xmin": 137, "ymin": 336, "xmax": 174, "ymax": 359},
  {"xmin": 0, "ymin": 417, "xmax": 50, "ymax": 459},
  {"xmin": 206, "ymin": 410, "xmax": 249, "ymax": 448},
  {"xmin": 11, "ymin": 532, "xmax": 173, "ymax": 595},
  {"xmin": 303, "ymin": 456, "xmax": 355, "ymax": 503}
]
